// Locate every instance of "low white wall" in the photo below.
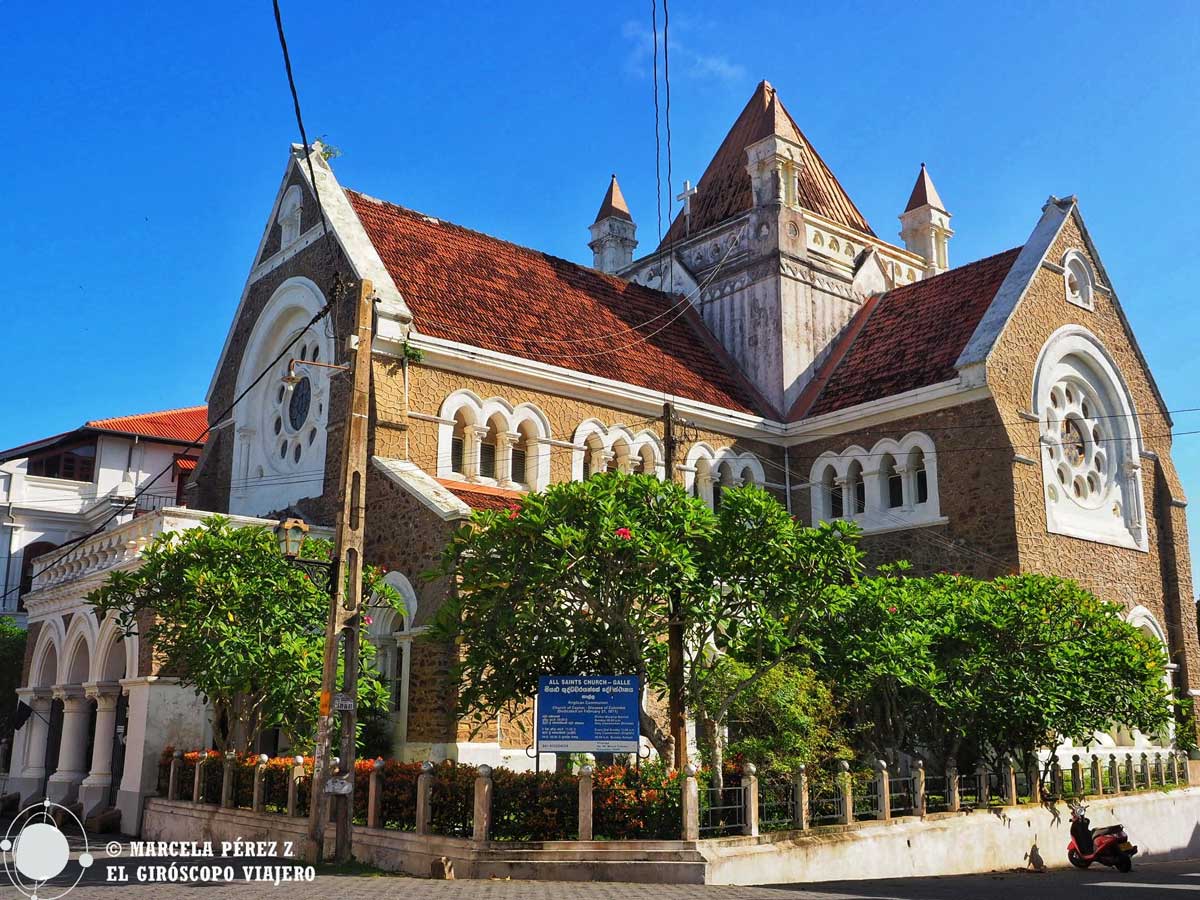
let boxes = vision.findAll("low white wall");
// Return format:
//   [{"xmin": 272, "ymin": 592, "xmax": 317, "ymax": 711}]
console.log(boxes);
[{"xmin": 702, "ymin": 788, "xmax": 1200, "ymax": 885}]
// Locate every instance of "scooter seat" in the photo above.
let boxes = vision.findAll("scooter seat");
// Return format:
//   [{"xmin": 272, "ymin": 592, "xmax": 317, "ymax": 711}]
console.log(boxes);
[{"xmin": 1091, "ymin": 825, "xmax": 1123, "ymax": 837}]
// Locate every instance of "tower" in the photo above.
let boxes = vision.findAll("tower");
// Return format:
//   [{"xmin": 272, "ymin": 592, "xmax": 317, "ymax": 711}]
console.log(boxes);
[
  {"xmin": 899, "ymin": 163, "xmax": 953, "ymax": 276},
  {"xmin": 589, "ymin": 175, "xmax": 638, "ymax": 273}
]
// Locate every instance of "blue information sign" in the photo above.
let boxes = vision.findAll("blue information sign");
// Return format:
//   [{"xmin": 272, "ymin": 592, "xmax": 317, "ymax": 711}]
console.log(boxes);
[{"xmin": 536, "ymin": 675, "xmax": 640, "ymax": 753}]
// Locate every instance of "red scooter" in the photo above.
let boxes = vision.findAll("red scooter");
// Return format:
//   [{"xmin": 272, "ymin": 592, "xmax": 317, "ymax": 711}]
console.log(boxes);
[{"xmin": 1067, "ymin": 802, "xmax": 1137, "ymax": 873}]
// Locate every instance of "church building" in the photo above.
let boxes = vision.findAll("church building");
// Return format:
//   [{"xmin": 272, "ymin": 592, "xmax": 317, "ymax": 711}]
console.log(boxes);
[
  {"xmin": 188, "ymin": 80, "xmax": 1199, "ymax": 765},
  {"xmin": 10, "ymin": 80, "xmax": 1197, "ymax": 801}
]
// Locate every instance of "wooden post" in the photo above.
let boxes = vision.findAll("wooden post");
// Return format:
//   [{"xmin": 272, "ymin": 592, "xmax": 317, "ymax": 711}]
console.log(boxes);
[
  {"xmin": 875, "ymin": 760, "xmax": 891, "ymax": 821},
  {"xmin": 837, "ymin": 760, "xmax": 853, "ymax": 824},
  {"xmin": 1002, "ymin": 755, "xmax": 1017, "ymax": 806},
  {"xmin": 253, "ymin": 754, "xmax": 269, "ymax": 813},
  {"xmin": 193, "ymin": 751, "xmax": 207, "ymax": 804},
  {"xmin": 168, "ymin": 750, "xmax": 182, "ymax": 801},
  {"xmin": 578, "ymin": 765, "xmax": 594, "ymax": 841},
  {"xmin": 946, "ymin": 760, "xmax": 960, "ymax": 812},
  {"xmin": 975, "ymin": 763, "xmax": 989, "ymax": 809},
  {"xmin": 663, "ymin": 402, "xmax": 687, "ymax": 771},
  {"xmin": 913, "ymin": 760, "xmax": 927, "ymax": 816},
  {"xmin": 681, "ymin": 764, "xmax": 699, "ymax": 841},
  {"xmin": 1109, "ymin": 754, "xmax": 1121, "ymax": 795},
  {"xmin": 794, "ymin": 765, "xmax": 810, "ymax": 830},
  {"xmin": 1070, "ymin": 755, "xmax": 1084, "ymax": 796},
  {"xmin": 367, "ymin": 758, "xmax": 384, "ymax": 829},
  {"xmin": 306, "ymin": 278, "xmax": 375, "ymax": 865},
  {"xmin": 287, "ymin": 755, "xmax": 305, "ymax": 818},
  {"xmin": 472, "ymin": 764, "xmax": 493, "ymax": 843},
  {"xmin": 741, "ymin": 763, "xmax": 759, "ymax": 836},
  {"xmin": 221, "ymin": 751, "xmax": 236, "ymax": 809},
  {"xmin": 1090, "ymin": 755, "xmax": 1102, "ymax": 797},
  {"xmin": 416, "ymin": 761, "xmax": 434, "ymax": 836}
]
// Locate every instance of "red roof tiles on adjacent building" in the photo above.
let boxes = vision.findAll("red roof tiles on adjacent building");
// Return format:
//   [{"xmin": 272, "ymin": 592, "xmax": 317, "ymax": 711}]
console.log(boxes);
[
  {"xmin": 799, "ymin": 248, "xmax": 1023, "ymax": 419},
  {"xmin": 660, "ymin": 81, "xmax": 874, "ymax": 246},
  {"xmin": 437, "ymin": 478, "xmax": 524, "ymax": 513},
  {"xmin": 86, "ymin": 406, "xmax": 209, "ymax": 443},
  {"xmin": 346, "ymin": 191, "xmax": 767, "ymax": 416}
]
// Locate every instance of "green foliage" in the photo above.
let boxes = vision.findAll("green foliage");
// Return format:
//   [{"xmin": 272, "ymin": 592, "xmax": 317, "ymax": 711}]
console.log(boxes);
[
  {"xmin": 0, "ymin": 617, "xmax": 28, "ymax": 742},
  {"xmin": 430, "ymin": 473, "xmax": 717, "ymax": 755},
  {"xmin": 88, "ymin": 517, "xmax": 403, "ymax": 753},
  {"xmin": 707, "ymin": 659, "xmax": 851, "ymax": 782},
  {"xmin": 819, "ymin": 571, "xmax": 1172, "ymax": 770}
]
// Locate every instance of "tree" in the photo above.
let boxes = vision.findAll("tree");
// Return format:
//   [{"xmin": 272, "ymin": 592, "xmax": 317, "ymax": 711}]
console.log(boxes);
[
  {"xmin": 0, "ymin": 617, "xmax": 28, "ymax": 745},
  {"xmin": 819, "ymin": 570, "xmax": 1173, "ymax": 774},
  {"xmin": 431, "ymin": 473, "xmax": 716, "ymax": 757},
  {"xmin": 88, "ymin": 517, "xmax": 402, "ymax": 754},
  {"xmin": 690, "ymin": 486, "xmax": 862, "ymax": 781}
]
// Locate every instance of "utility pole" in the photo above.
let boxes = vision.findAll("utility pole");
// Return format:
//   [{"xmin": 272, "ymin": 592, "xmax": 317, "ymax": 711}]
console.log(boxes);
[
  {"xmin": 304, "ymin": 278, "xmax": 374, "ymax": 865},
  {"xmin": 662, "ymin": 401, "xmax": 688, "ymax": 770}
]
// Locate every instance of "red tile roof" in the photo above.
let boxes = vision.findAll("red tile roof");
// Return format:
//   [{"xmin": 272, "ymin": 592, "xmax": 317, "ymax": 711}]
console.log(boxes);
[
  {"xmin": 437, "ymin": 479, "xmax": 524, "ymax": 513},
  {"xmin": 86, "ymin": 406, "xmax": 209, "ymax": 444},
  {"xmin": 661, "ymin": 81, "xmax": 873, "ymax": 246},
  {"xmin": 798, "ymin": 248, "xmax": 1022, "ymax": 419},
  {"xmin": 346, "ymin": 191, "xmax": 767, "ymax": 415},
  {"xmin": 174, "ymin": 456, "xmax": 199, "ymax": 472}
]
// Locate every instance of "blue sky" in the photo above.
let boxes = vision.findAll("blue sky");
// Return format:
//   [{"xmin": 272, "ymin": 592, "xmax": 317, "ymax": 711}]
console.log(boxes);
[{"xmin": 2, "ymin": 2, "xmax": 1199, "ymax": 585}]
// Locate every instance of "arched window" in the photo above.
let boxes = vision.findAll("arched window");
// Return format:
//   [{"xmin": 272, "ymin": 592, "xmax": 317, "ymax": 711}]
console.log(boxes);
[
  {"xmin": 510, "ymin": 421, "xmax": 537, "ymax": 486},
  {"xmin": 1035, "ymin": 326, "xmax": 1145, "ymax": 549},
  {"xmin": 908, "ymin": 447, "xmax": 928, "ymax": 505},
  {"xmin": 478, "ymin": 414, "xmax": 505, "ymax": 481},
  {"xmin": 880, "ymin": 454, "xmax": 903, "ymax": 509},
  {"xmin": 610, "ymin": 438, "xmax": 631, "ymax": 474},
  {"xmin": 822, "ymin": 465, "xmax": 842, "ymax": 520},
  {"xmin": 450, "ymin": 410, "xmax": 471, "ymax": 476},
  {"xmin": 847, "ymin": 461, "xmax": 866, "ymax": 516},
  {"xmin": 713, "ymin": 462, "xmax": 737, "ymax": 511}
]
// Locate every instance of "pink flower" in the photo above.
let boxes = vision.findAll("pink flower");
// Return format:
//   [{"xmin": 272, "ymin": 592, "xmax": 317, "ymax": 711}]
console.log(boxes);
[
  {"xmin": 887, "ymin": 606, "xmax": 897, "ymax": 614},
  {"xmin": 507, "ymin": 507, "xmax": 520, "ymax": 520},
  {"xmin": 615, "ymin": 527, "xmax": 632, "ymax": 540},
  {"xmin": 363, "ymin": 615, "xmax": 373, "ymax": 625}
]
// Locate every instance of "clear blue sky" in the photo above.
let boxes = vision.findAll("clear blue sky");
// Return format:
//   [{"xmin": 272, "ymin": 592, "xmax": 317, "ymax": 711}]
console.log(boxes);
[{"xmin": 2, "ymin": 2, "xmax": 1198, "ymax": 586}]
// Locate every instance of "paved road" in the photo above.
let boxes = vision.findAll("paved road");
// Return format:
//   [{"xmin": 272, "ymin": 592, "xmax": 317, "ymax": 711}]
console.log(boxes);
[{"xmin": 13, "ymin": 856, "xmax": 1200, "ymax": 900}]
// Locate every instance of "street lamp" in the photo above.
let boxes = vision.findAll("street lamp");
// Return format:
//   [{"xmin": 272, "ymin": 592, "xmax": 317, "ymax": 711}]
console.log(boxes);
[
  {"xmin": 275, "ymin": 517, "xmax": 338, "ymax": 600},
  {"xmin": 275, "ymin": 517, "xmax": 309, "ymax": 558}
]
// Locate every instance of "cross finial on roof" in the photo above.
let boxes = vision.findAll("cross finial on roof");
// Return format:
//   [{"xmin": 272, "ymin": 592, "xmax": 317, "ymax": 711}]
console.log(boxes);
[{"xmin": 675, "ymin": 180, "xmax": 698, "ymax": 234}]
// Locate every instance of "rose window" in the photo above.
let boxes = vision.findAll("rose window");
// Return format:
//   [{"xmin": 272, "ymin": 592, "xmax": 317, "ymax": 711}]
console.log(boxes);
[
  {"xmin": 268, "ymin": 337, "xmax": 325, "ymax": 469},
  {"xmin": 1043, "ymin": 380, "xmax": 1109, "ymax": 509}
]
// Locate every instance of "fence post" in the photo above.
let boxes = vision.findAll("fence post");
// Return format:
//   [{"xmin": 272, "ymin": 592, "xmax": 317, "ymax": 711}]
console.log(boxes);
[
  {"xmin": 367, "ymin": 758, "xmax": 384, "ymax": 829},
  {"xmin": 682, "ymin": 764, "xmax": 699, "ymax": 841},
  {"xmin": 287, "ymin": 755, "xmax": 304, "ymax": 817},
  {"xmin": 837, "ymin": 760, "xmax": 853, "ymax": 824},
  {"xmin": 1169, "ymin": 752, "xmax": 1180, "ymax": 785},
  {"xmin": 975, "ymin": 763, "xmax": 989, "ymax": 809},
  {"xmin": 253, "ymin": 754, "xmax": 269, "ymax": 813},
  {"xmin": 1002, "ymin": 755, "xmax": 1017, "ymax": 806},
  {"xmin": 875, "ymin": 760, "xmax": 891, "ymax": 821},
  {"xmin": 1026, "ymin": 762, "xmax": 1042, "ymax": 804},
  {"xmin": 416, "ymin": 761, "xmax": 434, "ymax": 836},
  {"xmin": 193, "ymin": 751, "xmax": 207, "ymax": 804},
  {"xmin": 913, "ymin": 760, "xmax": 926, "ymax": 816},
  {"xmin": 472, "ymin": 764, "xmax": 493, "ymax": 843},
  {"xmin": 1124, "ymin": 753, "xmax": 1134, "ymax": 791},
  {"xmin": 1089, "ymin": 754, "xmax": 1102, "ymax": 797},
  {"xmin": 1139, "ymin": 753, "xmax": 1151, "ymax": 789},
  {"xmin": 946, "ymin": 759, "xmax": 960, "ymax": 812},
  {"xmin": 578, "ymin": 765, "xmax": 593, "ymax": 841},
  {"xmin": 1154, "ymin": 752, "xmax": 1165, "ymax": 787},
  {"xmin": 168, "ymin": 750, "xmax": 182, "ymax": 801},
  {"xmin": 793, "ymin": 765, "xmax": 810, "ymax": 830},
  {"xmin": 1050, "ymin": 758, "xmax": 1064, "ymax": 797},
  {"xmin": 742, "ymin": 763, "xmax": 759, "ymax": 837},
  {"xmin": 221, "ymin": 751, "xmax": 236, "ymax": 808},
  {"xmin": 1180, "ymin": 752, "xmax": 1191, "ymax": 785},
  {"xmin": 1070, "ymin": 755, "xmax": 1083, "ymax": 796},
  {"xmin": 1108, "ymin": 754, "xmax": 1121, "ymax": 795}
]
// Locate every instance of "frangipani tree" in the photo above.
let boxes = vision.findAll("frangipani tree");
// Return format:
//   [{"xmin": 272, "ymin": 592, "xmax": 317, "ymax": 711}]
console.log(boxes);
[{"xmin": 88, "ymin": 516, "xmax": 403, "ymax": 753}]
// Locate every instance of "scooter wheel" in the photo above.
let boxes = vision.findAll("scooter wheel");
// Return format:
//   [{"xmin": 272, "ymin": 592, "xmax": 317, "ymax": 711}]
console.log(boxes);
[
  {"xmin": 1068, "ymin": 849, "xmax": 1090, "ymax": 870},
  {"xmin": 1115, "ymin": 855, "xmax": 1132, "ymax": 873}
]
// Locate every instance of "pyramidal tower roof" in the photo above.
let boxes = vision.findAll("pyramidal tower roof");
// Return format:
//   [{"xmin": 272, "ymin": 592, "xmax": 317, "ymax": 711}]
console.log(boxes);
[
  {"xmin": 593, "ymin": 174, "xmax": 633, "ymax": 223},
  {"xmin": 904, "ymin": 163, "xmax": 946, "ymax": 213},
  {"xmin": 660, "ymin": 80, "xmax": 873, "ymax": 246}
]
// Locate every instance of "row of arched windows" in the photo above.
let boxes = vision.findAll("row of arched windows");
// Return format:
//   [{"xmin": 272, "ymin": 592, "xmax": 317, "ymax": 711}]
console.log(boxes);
[
  {"xmin": 436, "ymin": 391, "xmax": 762, "ymax": 507},
  {"xmin": 809, "ymin": 433, "xmax": 941, "ymax": 530}
]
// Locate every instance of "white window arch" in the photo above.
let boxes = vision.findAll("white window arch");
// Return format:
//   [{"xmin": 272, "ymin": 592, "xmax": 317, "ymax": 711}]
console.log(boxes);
[
  {"xmin": 278, "ymin": 184, "xmax": 303, "ymax": 248},
  {"xmin": 1033, "ymin": 326, "xmax": 1146, "ymax": 550},
  {"xmin": 808, "ymin": 432, "xmax": 941, "ymax": 529},
  {"xmin": 438, "ymin": 391, "xmax": 549, "ymax": 489},
  {"xmin": 572, "ymin": 421, "xmax": 666, "ymax": 482},
  {"xmin": 1062, "ymin": 249, "xmax": 1096, "ymax": 311},
  {"xmin": 231, "ymin": 277, "xmax": 333, "ymax": 517},
  {"xmin": 683, "ymin": 443, "xmax": 763, "ymax": 509}
]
